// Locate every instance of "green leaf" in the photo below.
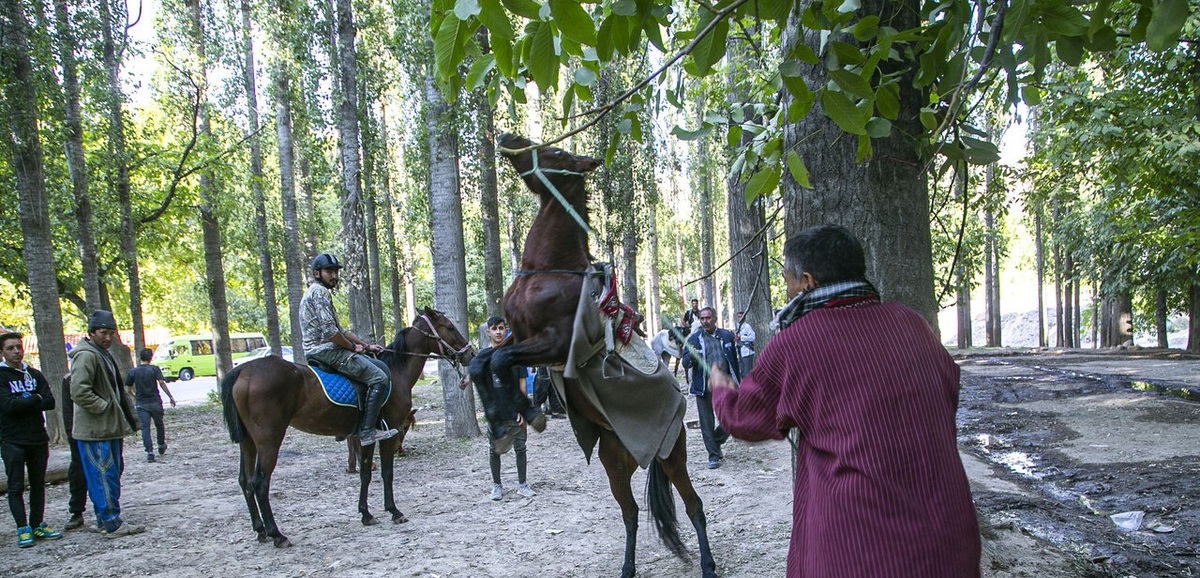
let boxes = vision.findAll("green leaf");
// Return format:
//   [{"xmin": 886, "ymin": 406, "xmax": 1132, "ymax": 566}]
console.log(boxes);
[
  {"xmin": 865, "ymin": 117, "xmax": 892, "ymax": 138},
  {"xmin": 434, "ymin": 14, "xmax": 470, "ymax": 82},
  {"xmin": 828, "ymin": 41, "xmax": 866, "ymax": 67},
  {"xmin": 478, "ymin": 0, "xmax": 514, "ymax": 41},
  {"xmin": 466, "ymin": 53, "xmax": 495, "ymax": 90},
  {"xmin": 573, "ymin": 67, "xmax": 597, "ymax": 86},
  {"xmin": 1039, "ymin": 4, "xmax": 1088, "ymax": 36},
  {"xmin": 500, "ymin": 0, "xmax": 540, "ymax": 19},
  {"xmin": 454, "ymin": 0, "xmax": 481, "ymax": 20},
  {"xmin": 1146, "ymin": 0, "xmax": 1188, "ymax": 51},
  {"xmin": 789, "ymin": 42, "xmax": 819, "ymax": 64},
  {"xmin": 689, "ymin": 11, "xmax": 729, "ymax": 76},
  {"xmin": 821, "ymin": 89, "xmax": 867, "ymax": 135},
  {"xmin": 643, "ymin": 17, "xmax": 665, "ymax": 52},
  {"xmin": 851, "ymin": 15, "xmax": 880, "ymax": 41},
  {"xmin": 875, "ymin": 82, "xmax": 899, "ymax": 119},
  {"xmin": 727, "ymin": 125, "xmax": 743, "ymax": 148},
  {"xmin": 745, "ymin": 165, "xmax": 781, "ymax": 202},
  {"xmin": 493, "ymin": 34, "xmax": 515, "ymax": 77},
  {"xmin": 919, "ymin": 107, "xmax": 938, "ymax": 131},
  {"xmin": 830, "ymin": 69, "xmax": 874, "ymax": 100},
  {"xmin": 1087, "ymin": 25, "xmax": 1118, "ymax": 52},
  {"xmin": 1020, "ymin": 85, "xmax": 1041, "ymax": 106},
  {"xmin": 785, "ymin": 150, "xmax": 812, "ymax": 189},
  {"xmin": 529, "ymin": 21, "xmax": 558, "ymax": 91},
  {"xmin": 856, "ymin": 133, "xmax": 873, "ymax": 162},
  {"xmin": 785, "ymin": 78, "xmax": 814, "ymax": 122},
  {"xmin": 611, "ymin": 0, "xmax": 636, "ymax": 16},
  {"xmin": 1056, "ymin": 35, "xmax": 1084, "ymax": 66},
  {"xmin": 617, "ymin": 118, "xmax": 633, "ymax": 134},
  {"xmin": 549, "ymin": 0, "xmax": 597, "ymax": 47},
  {"xmin": 671, "ymin": 124, "xmax": 712, "ymax": 141},
  {"xmin": 597, "ymin": 15, "xmax": 616, "ymax": 61}
]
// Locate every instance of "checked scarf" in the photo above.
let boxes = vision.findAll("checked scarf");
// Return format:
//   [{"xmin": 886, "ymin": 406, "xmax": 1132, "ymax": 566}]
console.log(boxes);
[{"xmin": 771, "ymin": 279, "xmax": 880, "ymax": 332}]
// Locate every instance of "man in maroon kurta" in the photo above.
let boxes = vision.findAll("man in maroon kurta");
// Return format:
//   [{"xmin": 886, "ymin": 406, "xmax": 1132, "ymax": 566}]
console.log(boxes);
[{"xmin": 711, "ymin": 225, "xmax": 980, "ymax": 577}]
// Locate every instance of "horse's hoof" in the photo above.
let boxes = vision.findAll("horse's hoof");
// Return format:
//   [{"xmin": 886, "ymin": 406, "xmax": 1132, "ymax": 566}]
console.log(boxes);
[
  {"xmin": 493, "ymin": 426, "xmax": 517, "ymax": 454},
  {"xmin": 527, "ymin": 409, "xmax": 547, "ymax": 433},
  {"xmin": 396, "ymin": 447, "xmax": 408, "ymax": 457},
  {"xmin": 392, "ymin": 512, "xmax": 409, "ymax": 524},
  {"xmin": 362, "ymin": 515, "xmax": 379, "ymax": 526},
  {"xmin": 274, "ymin": 535, "xmax": 291, "ymax": 548},
  {"xmin": 256, "ymin": 532, "xmax": 268, "ymax": 543},
  {"xmin": 346, "ymin": 467, "xmax": 357, "ymax": 474}
]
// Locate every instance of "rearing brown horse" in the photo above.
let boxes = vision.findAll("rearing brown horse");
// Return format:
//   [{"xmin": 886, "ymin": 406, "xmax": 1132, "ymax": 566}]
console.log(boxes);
[
  {"xmin": 469, "ymin": 134, "xmax": 717, "ymax": 578},
  {"xmin": 221, "ymin": 307, "xmax": 473, "ymax": 547}
]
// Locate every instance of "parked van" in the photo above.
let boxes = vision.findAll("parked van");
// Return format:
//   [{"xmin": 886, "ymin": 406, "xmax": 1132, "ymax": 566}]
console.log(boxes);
[{"xmin": 152, "ymin": 333, "xmax": 267, "ymax": 381}]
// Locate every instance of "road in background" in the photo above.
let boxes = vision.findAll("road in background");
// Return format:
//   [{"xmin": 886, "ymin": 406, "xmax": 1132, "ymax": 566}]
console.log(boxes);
[{"xmin": 168, "ymin": 359, "xmax": 443, "ymax": 406}]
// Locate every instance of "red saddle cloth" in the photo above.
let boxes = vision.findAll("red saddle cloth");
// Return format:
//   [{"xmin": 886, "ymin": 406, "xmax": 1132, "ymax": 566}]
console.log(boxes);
[{"xmin": 597, "ymin": 269, "xmax": 638, "ymax": 346}]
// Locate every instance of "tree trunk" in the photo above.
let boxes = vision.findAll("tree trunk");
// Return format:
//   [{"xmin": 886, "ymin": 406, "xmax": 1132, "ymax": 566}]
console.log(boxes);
[
  {"xmin": 239, "ymin": 0, "xmax": 282, "ymax": 354},
  {"xmin": 332, "ymin": 0, "xmax": 371, "ymax": 335},
  {"xmin": 273, "ymin": 63, "xmax": 306, "ymax": 363},
  {"xmin": 185, "ymin": 0, "xmax": 233, "ymax": 380},
  {"xmin": 956, "ymin": 263, "xmax": 972, "ymax": 349},
  {"xmin": 379, "ymin": 103, "xmax": 404, "ymax": 333},
  {"xmin": 984, "ymin": 163, "xmax": 1001, "ymax": 346},
  {"xmin": 726, "ymin": 34, "xmax": 773, "ymax": 345},
  {"xmin": 1034, "ymin": 202, "xmax": 1046, "ymax": 347},
  {"xmin": 2, "ymin": 0, "xmax": 70, "ymax": 442},
  {"xmin": 695, "ymin": 93, "xmax": 716, "ymax": 308},
  {"xmin": 647, "ymin": 207, "xmax": 662, "ymax": 335},
  {"xmin": 1189, "ymin": 281, "xmax": 1200, "ymax": 353},
  {"xmin": 425, "ymin": 69, "xmax": 478, "ymax": 438},
  {"xmin": 782, "ymin": 0, "xmax": 937, "ymax": 328},
  {"xmin": 100, "ymin": 0, "xmax": 146, "ymax": 352},
  {"xmin": 362, "ymin": 115, "xmax": 385, "ymax": 342},
  {"xmin": 475, "ymin": 30, "xmax": 504, "ymax": 319},
  {"xmin": 53, "ymin": 0, "xmax": 101, "ymax": 318}
]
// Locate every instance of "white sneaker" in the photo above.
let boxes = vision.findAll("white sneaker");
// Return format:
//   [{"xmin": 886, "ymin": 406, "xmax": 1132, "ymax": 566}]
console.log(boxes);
[
  {"xmin": 516, "ymin": 483, "xmax": 536, "ymax": 498},
  {"xmin": 490, "ymin": 484, "xmax": 503, "ymax": 501}
]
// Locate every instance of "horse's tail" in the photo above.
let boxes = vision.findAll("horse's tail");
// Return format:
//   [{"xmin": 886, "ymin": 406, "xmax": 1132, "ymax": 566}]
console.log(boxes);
[
  {"xmin": 647, "ymin": 460, "xmax": 689, "ymax": 561},
  {"xmin": 220, "ymin": 365, "xmax": 247, "ymax": 443}
]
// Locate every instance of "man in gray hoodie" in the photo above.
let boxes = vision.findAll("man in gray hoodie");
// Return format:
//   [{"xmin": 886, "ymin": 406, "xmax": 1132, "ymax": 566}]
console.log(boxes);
[{"xmin": 68, "ymin": 310, "xmax": 143, "ymax": 537}]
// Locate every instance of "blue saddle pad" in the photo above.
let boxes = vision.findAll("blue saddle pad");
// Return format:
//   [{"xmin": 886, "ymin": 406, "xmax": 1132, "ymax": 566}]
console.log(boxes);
[{"xmin": 307, "ymin": 365, "xmax": 391, "ymax": 409}]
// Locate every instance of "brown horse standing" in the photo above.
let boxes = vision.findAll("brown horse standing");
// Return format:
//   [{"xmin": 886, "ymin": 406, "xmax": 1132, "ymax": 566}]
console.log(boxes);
[
  {"xmin": 221, "ymin": 307, "xmax": 473, "ymax": 547},
  {"xmin": 469, "ymin": 134, "xmax": 717, "ymax": 578}
]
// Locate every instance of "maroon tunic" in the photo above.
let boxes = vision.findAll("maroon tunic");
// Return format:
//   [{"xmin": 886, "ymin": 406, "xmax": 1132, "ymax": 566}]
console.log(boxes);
[{"xmin": 713, "ymin": 300, "xmax": 980, "ymax": 577}]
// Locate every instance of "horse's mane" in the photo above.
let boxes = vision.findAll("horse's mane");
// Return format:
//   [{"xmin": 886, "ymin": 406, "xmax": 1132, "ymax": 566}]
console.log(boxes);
[{"xmin": 379, "ymin": 327, "xmax": 412, "ymax": 368}]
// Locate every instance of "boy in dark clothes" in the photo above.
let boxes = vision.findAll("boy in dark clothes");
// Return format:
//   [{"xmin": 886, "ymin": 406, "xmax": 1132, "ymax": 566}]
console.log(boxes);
[
  {"xmin": 124, "ymin": 348, "xmax": 175, "ymax": 462},
  {"xmin": 0, "ymin": 332, "xmax": 63, "ymax": 547},
  {"xmin": 59, "ymin": 373, "xmax": 88, "ymax": 530}
]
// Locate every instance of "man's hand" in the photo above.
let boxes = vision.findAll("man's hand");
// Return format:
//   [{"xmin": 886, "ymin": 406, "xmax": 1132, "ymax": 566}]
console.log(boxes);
[
  {"xmin": 365, "ymin": 343, "xmax": 383, "ymax": 354},
  {"xmin": 709, "ymin": 367, "xmax": 737, "ymax": 391},
  {"xmin": 458, "ymin": 374, "xmax": 471, "ymax": 390}
]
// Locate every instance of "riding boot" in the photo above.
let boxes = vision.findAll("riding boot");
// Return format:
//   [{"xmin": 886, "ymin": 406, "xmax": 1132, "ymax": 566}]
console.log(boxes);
[{"xmin": 358, "ymin": 383, "xmax": 399, "ymax": 446}]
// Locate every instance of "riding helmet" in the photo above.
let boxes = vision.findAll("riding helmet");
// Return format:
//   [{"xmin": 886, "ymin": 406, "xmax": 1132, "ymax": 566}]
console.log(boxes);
[{"xmin": 311, "ymin": 253, "xmax": 343, "ymax": 272}]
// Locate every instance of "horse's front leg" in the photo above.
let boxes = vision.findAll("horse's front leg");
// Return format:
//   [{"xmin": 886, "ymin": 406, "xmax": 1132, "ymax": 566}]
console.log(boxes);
[
  {"xmin": 378, "ymin": 436, "xmax": 408, "ymax": 523},
  {"xmin": 358, "ymin": 443, "xmax": 378, "ymax": 526}
]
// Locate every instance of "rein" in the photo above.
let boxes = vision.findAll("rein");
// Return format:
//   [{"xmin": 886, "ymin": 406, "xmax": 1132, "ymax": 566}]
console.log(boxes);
[{"xmin": 381, "ymin": 315, "xmax": 474, "ymax": 370}]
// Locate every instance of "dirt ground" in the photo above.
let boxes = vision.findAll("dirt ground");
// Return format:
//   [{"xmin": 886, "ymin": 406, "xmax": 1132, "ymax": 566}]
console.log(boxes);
[{"xmin": 3, "ymin": 349, "xmax": 1197, "ymax": 577}]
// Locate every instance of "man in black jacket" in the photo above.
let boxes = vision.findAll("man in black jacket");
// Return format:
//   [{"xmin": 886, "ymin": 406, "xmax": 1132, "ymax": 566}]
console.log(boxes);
[{"xmin": 0, "ymin": 332, "xmax": 62, "ymax": 547}]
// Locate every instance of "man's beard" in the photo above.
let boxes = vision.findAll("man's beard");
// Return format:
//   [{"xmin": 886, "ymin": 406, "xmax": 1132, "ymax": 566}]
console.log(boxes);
[{"xmin": 320, "ymin": 277, "xmax": 339, "ymax": 289}]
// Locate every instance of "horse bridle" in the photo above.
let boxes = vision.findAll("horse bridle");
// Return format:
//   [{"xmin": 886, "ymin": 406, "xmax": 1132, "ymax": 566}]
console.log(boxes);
[
  {"xmin": 519, "ymin": 149, "xmax": 594, "ymax": 238},
  {"xmin": 412, "ymin": 313, "xmax": 474, "ymax": 367}
]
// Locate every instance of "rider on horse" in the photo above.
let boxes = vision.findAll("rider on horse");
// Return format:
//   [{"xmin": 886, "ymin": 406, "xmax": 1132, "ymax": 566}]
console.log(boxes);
[{"xmin": 300, "ymin": 253, "xmax": 398, "ymax": 446}]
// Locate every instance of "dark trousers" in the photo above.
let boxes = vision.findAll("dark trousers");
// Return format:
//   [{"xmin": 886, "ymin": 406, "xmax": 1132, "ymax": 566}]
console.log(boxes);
[
  {"xmin": 2, "ymin": 441, "xmax": 49, "ymax": 528},
  {"xmin": 66, "ymin": 436, "xmax": 88, "ymax": 516},
  {"xmin": 487, "ymin": 427, "xmax": 528, "ymax": 485},
  {"xmin": 694, "ymin": 393, "xmax": 728, "ymax": 462},
  {"xmin": 532, "ymin": 371, "xmax": 563, "ymax": 414},
  {"xmin": 137, "ymin": 405, "xmax": 166, "ymax": 455}
]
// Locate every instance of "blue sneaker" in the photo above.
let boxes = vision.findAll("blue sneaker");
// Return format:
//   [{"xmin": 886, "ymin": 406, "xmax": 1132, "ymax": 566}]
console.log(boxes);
[
  {"xmin": 16, "ymin": 525, "xmax": 33, "ymax": 548},
  {"xmin": 33, "ymin": 522, "xmax": 62, "ymax": 540}
]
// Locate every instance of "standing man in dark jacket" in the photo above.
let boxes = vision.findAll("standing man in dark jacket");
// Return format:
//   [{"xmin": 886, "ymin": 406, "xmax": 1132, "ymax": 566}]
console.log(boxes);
[
  {"xmin": 681, "ymin": 307, "xmax": 740, "ymax": 469},
  {"xmin": 0, "ymin": 331, "xmax": 63, "ymax": 547},
  {"xmin": 68, "ymin": 310, "xmax": 143, "ymax": 537},
  {"xmin": 59, "ymin": 373, "xmax": 88, "ymax": 531}
]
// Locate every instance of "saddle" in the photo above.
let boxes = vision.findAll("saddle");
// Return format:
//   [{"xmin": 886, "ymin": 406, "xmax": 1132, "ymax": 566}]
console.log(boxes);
[{"xmin": 306, "ymin": 359, "xmax": 386, "ymax": 409}]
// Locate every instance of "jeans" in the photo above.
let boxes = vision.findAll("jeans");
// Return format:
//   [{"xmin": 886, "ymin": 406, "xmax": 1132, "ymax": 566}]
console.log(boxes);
[
  {"xmin": 78, "ymin": 439, "xmax": 125, "ymax": 533},
  {"xmin": 2, "ymin": 441, "xmax": 48, "ymax": 528},
  {"xmin": 137, "ymin": 405, "xmax": 166, "ymax": 455},
  {"xmin": 308, "ymin": 347, "xmax": 390, "ymax": 393},
  {"xmin": 487, "ymin": 425, "xmax": 528, "ymax": 485}
]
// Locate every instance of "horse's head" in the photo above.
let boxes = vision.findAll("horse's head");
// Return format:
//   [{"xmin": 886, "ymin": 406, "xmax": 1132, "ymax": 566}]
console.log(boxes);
[
  {"xmin": 497, "ymin": 133, "xmax": 602, "ymax": 204},
  {"xmin": 414, "ymin": 306, "xmax": 475, "ymax": 367}
]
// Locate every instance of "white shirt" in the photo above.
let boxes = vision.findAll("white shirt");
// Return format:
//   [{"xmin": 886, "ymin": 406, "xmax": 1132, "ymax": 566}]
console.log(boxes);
[{"xmin": 737, "ymin": 322, "xmax": 756, "ymax": 358}]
